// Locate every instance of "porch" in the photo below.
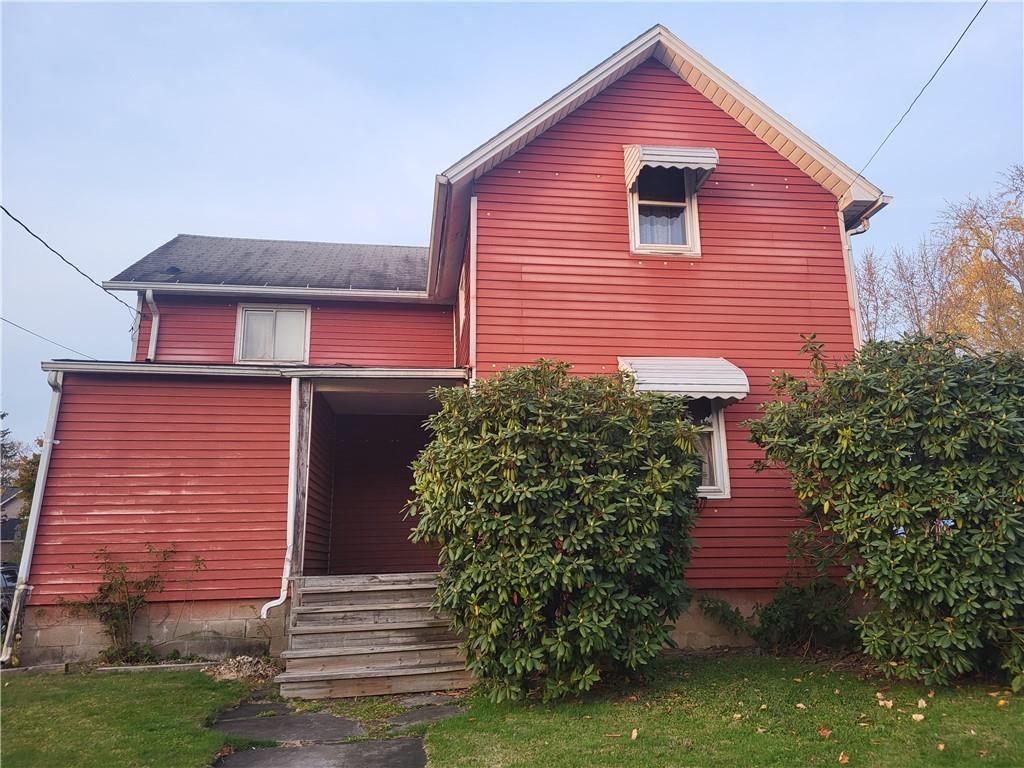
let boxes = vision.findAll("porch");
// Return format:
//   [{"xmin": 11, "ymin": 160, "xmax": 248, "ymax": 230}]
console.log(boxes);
[{"xmin": 276, "ymin": 372, "xmax": 470, "ymax": 698}]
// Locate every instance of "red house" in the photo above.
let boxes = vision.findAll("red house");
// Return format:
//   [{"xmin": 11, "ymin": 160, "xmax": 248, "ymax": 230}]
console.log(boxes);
[{"xmin": 5, "ymin": 26, "xmax": 887, "ymax": 696}]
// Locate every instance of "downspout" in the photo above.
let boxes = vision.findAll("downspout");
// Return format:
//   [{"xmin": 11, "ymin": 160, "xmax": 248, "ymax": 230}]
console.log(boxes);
[
  {"xmin": 144, "ymin": 289, "xmax": 160, "ymax": 363},
  {"xmin": 260, "ymin": 376, "xmax": 300, "ymax": 619},
  {"xmin": 1, "ymin": 371, "xmax": 63, "ymax": 664},
  {"xmin": 838, "ymin": 211, "xmax": 865, "ymax": 349}
]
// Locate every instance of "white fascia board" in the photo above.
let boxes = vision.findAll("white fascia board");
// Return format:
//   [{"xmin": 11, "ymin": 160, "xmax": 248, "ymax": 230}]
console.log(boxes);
[
  {"xmin": 102, "ymin": 281, "xmax": 433, "ymax": 304},
  {"xmin": 281, "ymin": 367, "xmax": 468, "ymax": 379},
  {"xmin": 439, "ymin": 25, "xmax": 882, "ymax": 208},
  {"xmin": 41, "ymin": 360, "xmax": 287, "ymax": 377},
  {"xmin": 442, "ymin": 27, "xmax": 661, "ymax": 184},
  {"xmin": 41, "ymin": 359, "xmax": 469, "ymax": 380}
]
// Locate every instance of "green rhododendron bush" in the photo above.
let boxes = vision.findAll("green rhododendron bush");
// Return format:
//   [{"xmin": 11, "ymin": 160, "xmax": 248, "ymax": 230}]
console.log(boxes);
[
  {"xmin": 747, "ymin": 336, "xmax": 1024, "ymax": 690},
  {"xmin": 407, "ymin": 360, "xmax": 703, "ymax": 700}
]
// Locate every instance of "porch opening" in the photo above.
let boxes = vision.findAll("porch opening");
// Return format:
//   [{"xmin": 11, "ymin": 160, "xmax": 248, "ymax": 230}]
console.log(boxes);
[{"xmin": 300, "ymin": 377, "xmax": 458, "ymax": 576}]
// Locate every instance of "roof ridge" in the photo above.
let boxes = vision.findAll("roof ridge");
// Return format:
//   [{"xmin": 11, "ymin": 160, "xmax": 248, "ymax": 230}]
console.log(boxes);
[{"xmin": 174, "ymin": 233, "xmax": 427, "ymax": 250}]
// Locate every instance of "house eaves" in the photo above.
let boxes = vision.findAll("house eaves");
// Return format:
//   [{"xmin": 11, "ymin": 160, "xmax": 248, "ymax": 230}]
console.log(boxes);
[{"xmin": 427, "ymin": 24, "xmax": 889, "ymax": 300}]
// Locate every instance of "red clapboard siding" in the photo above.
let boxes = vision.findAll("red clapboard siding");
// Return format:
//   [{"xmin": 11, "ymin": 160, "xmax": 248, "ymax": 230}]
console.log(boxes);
[
  {"xmin": 302, "ymin": 393, "xmax": 335, "ymax": 576},
  {"xmin": 472, "ymin": 59, "xmax": 857, "ymax": 589},
  {"xmin": 28, "ymin": 374, "xmax": 291, "ymax": 604},
  {"xmin": 329, "ymin": 415, "xmax": 439, "ymax": 574},
  {"xmin": 136, "ymin": 295, "xmax": 454, "ymax": 368}
]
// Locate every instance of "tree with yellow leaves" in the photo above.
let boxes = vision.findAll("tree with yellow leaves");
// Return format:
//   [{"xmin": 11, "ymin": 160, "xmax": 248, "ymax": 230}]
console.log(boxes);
[{"xmin": 855, "ymin": 165, "xmax": 1023, "ymax": 351}]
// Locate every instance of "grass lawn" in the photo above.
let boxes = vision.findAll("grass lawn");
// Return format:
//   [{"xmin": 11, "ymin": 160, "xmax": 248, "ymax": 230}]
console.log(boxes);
[
  {"xmin": 1, "ymin": 670, "xmax": 256, "ymax": 768},
  {"xmin": 425, "ymin": 653, "xmax": 1022, "ymax": 768}
]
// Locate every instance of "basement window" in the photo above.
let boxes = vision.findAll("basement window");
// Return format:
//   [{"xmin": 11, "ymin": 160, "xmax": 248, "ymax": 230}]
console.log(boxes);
[{"xmin": 235, "ymin": 304, "xmax": 310, "ymax": 363}]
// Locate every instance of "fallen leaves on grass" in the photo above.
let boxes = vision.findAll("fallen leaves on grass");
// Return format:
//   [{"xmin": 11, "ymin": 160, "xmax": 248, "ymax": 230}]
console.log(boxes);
[
  {"xmin": 818, "ymin": 727, "xmax": 832, "ymax": 738},
  {"xmin": 631, "ymin": 728, "xmax": 638, "ymax": 741},
  {"xmin": 911, "ymin": 714, "xmax": 925, "ymax": 722},
  {"xmin": 917, "ymin": 698, "xmax": 927, "ymax": 709},
  {"xmin": 937, "ymin": 743, "xmax": 946, "ymax": 751},
  {"xmin": 796, "ymin": 703, "xmax": 807, "ymax": 710},
  {"xmin": 838, "ymin": 751, "xmax": 850, "ymax": 764}
]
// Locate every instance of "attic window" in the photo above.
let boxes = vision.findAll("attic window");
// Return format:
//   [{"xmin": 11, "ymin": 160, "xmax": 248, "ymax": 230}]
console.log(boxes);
[
  {"xmin": 235, "ymin": 304, "xmax": 310, "ymax": 364},
  {"xmin": 623, "ymin": 145, "xmax": 718, "ymax": 257}
]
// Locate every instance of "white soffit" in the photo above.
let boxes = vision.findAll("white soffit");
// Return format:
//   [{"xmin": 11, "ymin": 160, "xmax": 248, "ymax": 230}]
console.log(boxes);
[
  {"xmin": 440, "ymin": 25, "xmax": 883, "ymax": 208},
  {"xmin": 624, "ymin": 145, "xmax": 720, "ymax": 190},
  {"xmin": 619, "ymin": 356, "xmax": 750, "ymax": 401}
]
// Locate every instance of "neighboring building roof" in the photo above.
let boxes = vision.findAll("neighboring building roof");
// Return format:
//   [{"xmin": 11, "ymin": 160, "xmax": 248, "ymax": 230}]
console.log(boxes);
[
  {"xmin": 106, "ymin": 235, "xmax": 431, "ymax": 300},
  {"xmin": 427, "ymin": 25, "xmax": 890, "ymax": 300},
  {"xmin": 1, "ymin": 488, "xmax": 22, "ymax": 507}
]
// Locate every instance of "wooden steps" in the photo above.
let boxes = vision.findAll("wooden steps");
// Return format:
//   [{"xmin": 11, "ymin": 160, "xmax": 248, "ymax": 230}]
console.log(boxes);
[{"xmin": 276, "ymin": 572, "xmax": 471, "ymax": 699}]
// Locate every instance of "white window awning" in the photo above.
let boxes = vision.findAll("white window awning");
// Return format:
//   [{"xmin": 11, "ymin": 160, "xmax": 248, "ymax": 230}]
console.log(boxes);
[
  {"xmin": 618, "ymin": 356, "xmax": 750, "ymax": 402},
  {"xmin": 623, "ymin": 145, "xmax": 720, "ymax": 191}
]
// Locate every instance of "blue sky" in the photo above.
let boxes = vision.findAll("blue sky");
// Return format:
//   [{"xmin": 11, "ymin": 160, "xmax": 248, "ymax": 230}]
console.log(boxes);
[{"xmin": 2, "ymin": 2, "xmax": 1022, "ymax": 441}]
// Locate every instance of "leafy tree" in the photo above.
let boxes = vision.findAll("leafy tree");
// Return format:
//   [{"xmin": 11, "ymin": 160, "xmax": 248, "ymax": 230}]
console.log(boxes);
[
  {"xmin": 408, "ymin": 360, "xmax": 704, "ymax": 700},
  {"xmin": 1, "ymin": 412, "xmax": 29, "ymax": 491},
  {"xmin": 855, "ymin": 165, "xmax": 1023, "ymax": 350},
  {"xmin": 747, "ymin": 335, "xmax": 1024, "ymax": 690}
]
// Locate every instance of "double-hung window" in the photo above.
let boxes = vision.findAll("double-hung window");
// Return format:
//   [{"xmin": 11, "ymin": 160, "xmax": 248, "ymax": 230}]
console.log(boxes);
[
  {"xmin": 686, "ymin": 399, "xmax": 729, "ymax": 498},
  {"xmin": 235, "ymin": 304, "xmax": 310, "ymax": 364},
  {"xmin": 623, "ymin": 145, "xmax": 718, "ymax": 257}
]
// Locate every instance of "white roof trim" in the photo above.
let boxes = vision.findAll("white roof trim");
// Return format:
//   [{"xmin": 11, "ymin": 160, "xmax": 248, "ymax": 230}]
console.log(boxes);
[
  {"xmin": 624, "ymin": 145, "xmax": 719, "ymax": 190},
  {"xmin": 618, "ymin": 356, "xmax": 750, "ymax": 401},
  {"xmin": 441, "ymin": 25, "xmax": 883, "ymax": 209},
  {"xmin": 41, "ymin": 360, "xmax": 468, "ymax": 380},
  {"xmin": 103, "ymin": 280, "xmax": 433, "ymax": 304}
]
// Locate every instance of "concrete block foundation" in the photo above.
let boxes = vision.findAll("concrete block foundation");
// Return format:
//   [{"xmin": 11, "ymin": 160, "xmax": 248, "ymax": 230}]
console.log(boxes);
[{"xmin": 14, "ymin": 598, "xmax": 288, "ymax": 666}]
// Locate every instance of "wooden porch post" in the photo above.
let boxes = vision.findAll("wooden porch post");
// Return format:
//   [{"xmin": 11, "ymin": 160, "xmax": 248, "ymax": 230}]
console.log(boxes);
[{"xmin": 291, "ymin": 378, "xmax": 313, "ymax": 578}]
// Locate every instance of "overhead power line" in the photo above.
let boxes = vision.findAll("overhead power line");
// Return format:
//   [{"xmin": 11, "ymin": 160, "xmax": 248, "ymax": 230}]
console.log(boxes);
[
  {"xmin": 846, "ymin": 0, "xmax": 989, "ymax": 199},
  {"xmin": 1, "ymin": 316, "xmax": 99, "ymax": 360},
  {"xmin": 1, "ymin": 204, "xmax": 139, "ymax": 318}
]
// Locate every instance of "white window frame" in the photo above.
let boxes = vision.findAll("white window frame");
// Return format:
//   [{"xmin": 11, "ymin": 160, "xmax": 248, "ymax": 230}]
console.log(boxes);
[
  {"xmin": 695, "ymin": 404, "xmax": 730, "ymax": 499},
  {"xmin": 233, "ymin": 303, "xmax": 312, "ymax": 365},
  {"xmin": 627, "ymin": 167, "xmax": 702, "ymax": 257}
]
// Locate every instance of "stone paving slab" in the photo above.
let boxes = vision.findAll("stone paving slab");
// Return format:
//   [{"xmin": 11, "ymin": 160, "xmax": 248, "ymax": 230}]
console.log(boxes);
[
  {"xmin": 212, "ymin": 711, "xmax": 364, "ymax": 743},
  {"xmin": 388, "ymin": 704, "xmax": 464, "ymax": 732},
  {"xmin": 218, "ymin": 738, "xmax": 426, "ymax": 768},
  {"xmin": 399, "ymin": 692, "xmax": 461, "ymax": 707},
  {"xmin": 216, "ymin": 703, "xmax": 291, "ymax": 721}
]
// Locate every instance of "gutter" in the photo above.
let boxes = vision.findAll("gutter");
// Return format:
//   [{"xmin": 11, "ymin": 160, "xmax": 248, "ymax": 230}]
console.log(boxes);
[
  {"xmin": 103, "ymin": 281, "xmax": 433, "ymax": 304},
  {"xmin": 260, "ymin": 377, "xmax": 301, "ymax": 619},
  {"xmin": 1, "ymin": 371, "xmax": 63, "ymax": 664},
  {"xmin": 144, "ymin": 289, "xmax": 160, "ymax": 362},
  {"xmin": 40, "ymin": 360, "xmax": 468, "ymax": 380},
  {"xmin": 846, "ymin": 195, "xmax": 892, "ymax": 237}
]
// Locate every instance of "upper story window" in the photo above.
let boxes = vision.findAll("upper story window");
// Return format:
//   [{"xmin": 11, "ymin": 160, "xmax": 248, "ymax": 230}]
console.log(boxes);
[
  {"xmin": 235, "ymin": 304, "xmax": 310, "ymax": 364},
  {"xmin": 623, "ymin": 145, "xmax": 719, "ymax": 258}
]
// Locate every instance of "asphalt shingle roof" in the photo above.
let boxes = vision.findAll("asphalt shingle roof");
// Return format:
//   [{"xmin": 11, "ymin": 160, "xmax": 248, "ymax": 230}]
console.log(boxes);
[{"xmin": 110, "ymin": 234, "xmax": 429, "ymax": 292}]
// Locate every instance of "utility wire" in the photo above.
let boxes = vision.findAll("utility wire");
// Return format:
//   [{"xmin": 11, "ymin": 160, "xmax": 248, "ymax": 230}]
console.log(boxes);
[
  {"xmin": 845, "ymin": 0, "xmax": 989, "ymax": 199},
  {"xmin": 1, "ymin": 316, "xmax": 99, "ymax": 360},
  {"xmin": 1, "ymin": 204, "xmax": 139, "ymax": 318}
]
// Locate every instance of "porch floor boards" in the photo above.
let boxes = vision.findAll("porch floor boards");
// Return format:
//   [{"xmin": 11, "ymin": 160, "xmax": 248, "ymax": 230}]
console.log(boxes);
[{"xmin": 276, "ymin": 573, "xmax": 472, "ymax": 699}]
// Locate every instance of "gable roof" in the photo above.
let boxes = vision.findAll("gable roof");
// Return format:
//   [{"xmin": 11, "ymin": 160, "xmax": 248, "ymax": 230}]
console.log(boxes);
[
  {"xmin": 426, "ymin": 24, "xmax": 889, "ymax": 300},
  {"xmin": 106, "ymin": 234, "xmax": 433, "ymax": 301}
]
